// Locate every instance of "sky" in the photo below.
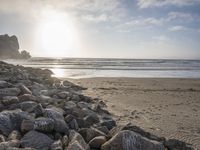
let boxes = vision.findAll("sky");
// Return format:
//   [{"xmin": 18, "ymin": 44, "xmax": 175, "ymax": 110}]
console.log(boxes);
[{"xmin": 0, "ymin": 0, "xmax": 200, "ymax": 59}]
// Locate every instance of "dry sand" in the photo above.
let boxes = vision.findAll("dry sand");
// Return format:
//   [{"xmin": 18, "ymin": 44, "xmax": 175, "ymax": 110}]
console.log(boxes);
[{"xmin": 68, "ymin": 78, "xmax": 200, "ymax": 149}]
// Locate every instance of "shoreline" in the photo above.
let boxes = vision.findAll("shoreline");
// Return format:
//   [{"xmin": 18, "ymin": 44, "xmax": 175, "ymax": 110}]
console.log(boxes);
[
  {"xmin": 0, "ymin": 61, "xmax": 197, "ymax": 149},
  {"xmin": 69, "ymin": 77, "xmax": 200, "ymax": 149}
]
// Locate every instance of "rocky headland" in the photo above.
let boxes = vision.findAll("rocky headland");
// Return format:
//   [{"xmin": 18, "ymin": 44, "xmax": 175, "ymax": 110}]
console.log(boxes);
[
  {"xmin": 0, "ymin": 61, "xmax": 195, "ymax": 150},
  {"xmin": 0, "ymin": 34, "xmax": 31, "ymax": 59}
]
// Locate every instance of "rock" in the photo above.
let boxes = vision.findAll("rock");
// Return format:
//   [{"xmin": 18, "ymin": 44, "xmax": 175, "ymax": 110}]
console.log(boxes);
[
  {"xmin": 76, "ymin": 118, "xmax": 89, "ymax": 128},
  {"xmin": 33, "ymin": 117, "xmax": 54, "ymax": 133},
  {"xmin": 0, "ymin": 34, "xmax": 20, "ymax": 59},
  {"xmin": 0, "ymin": 140, "xmax": 20, "ymax": 149},
  {"xmin": 71, "ymin": 94, "xmax": 81, "ymax": 102},
  {"xmin": 100, "ymin": 119, "xmax": 116, "ymax": 130},
  {"xmin": 96, "ymin": 126, "xmax": 109, "ymax": 135},
  {"xmin": 2, "ymin": 96, "xmax": 19, "ymax": 106},
  {"xmin": 0, "ymin": 88, "xmax": 21, "ymax": 97},
  {"xmin": 44, "ymin": 107, "xmax": 65, "ymax": 120},
  {"xmin": 62, "ymin": 135, "xmax": 69, "ymax": 148},
  {"xmin": 54, "ymin": 119, "xmax": 69, "ymax": 134},
  {"xmin": 31, "ymin": 82, "xmax": 47, "ymax": 95},
  {"xmin": 21, "ymin": 120, "xmax": 34, "ymax": 133},
  {"xmin": 20, "ymin": 101, "xmax": 37, "ymax": 112},
  {"xmin": 84, "ymin": 114, "xmax": 100, "ymax": 126},
  {"xmin": 32, "ymin": 103, "xmax": 44, "ymax": 117},
  {"xmin": 109, "ymin": 123, "xmax": 165, "ymax": 142},
  {"xmin": 8, "ymin": 130, "xmax": 21, "ymax": 140},
  {"xmin": 0, "ymin": 110, "xmax": 32, "ymax": 136},
  {"xmin": 101, "ymin": 130, "xmax": 164, "ymax": 150},
  {"xmin": 79, "ymin": 128, "xmax": 106, "ymax": 143},
  {"xmin": 89, "ymin": 136, "xmax": 107, "ymax": 149},
  {"xmin": 67, "ymin": 130, "xmax": 89, "ymax": 150},
  {"xmin": 66, "ymin": 141, "xmax": 86, "ymax": 150},
  {"xmin": 68, "ymin": 119, "xmax": 79, "ymax": 130},
  {"xmin": 54, "ymin": 133, "xmax": 63, "ymax": 140},
  {"xmin": 0, "ymin": 134, "xmax": 6, "ymax": 142},
  {"xmin": 19, "ymin": 85, "xmax": 32, "ymax": 95},
  {"xmin": 20, "ymin": 130, "xmax": 54, "ymax": 150},
  {"xmin": 18, "ymin": 94, "xmax": 38, "ymax": 102},
  {"xmin": 0, "ymin": 80, "xmax": 11, "ymax": 88},
  {"xmin": 50, "ymin": 140, "xmax": 63, "ymax": 150},
  {"xmin": 65, "ymin": 114, "xmax": 75, "ymax": 123},
  {"xmin": 57, "ymin": 91, "xmax": 70, "ymax": 99},
  {"xmin": 64, "ymin": 101, "xmax": 77, "ymax": 114},
  {"xmin": 77, "ymin": 102, "xmax": 90, "ymax": 109},
  {"xmin": 164, "ymin": 139, "xmax": 194, "ymax": 150}
]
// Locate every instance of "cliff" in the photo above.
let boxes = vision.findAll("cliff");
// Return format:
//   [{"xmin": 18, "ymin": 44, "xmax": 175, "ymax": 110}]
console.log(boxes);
[{"xmin": 0, "ymin": 34, "xmax": 31, "ymax": 59}]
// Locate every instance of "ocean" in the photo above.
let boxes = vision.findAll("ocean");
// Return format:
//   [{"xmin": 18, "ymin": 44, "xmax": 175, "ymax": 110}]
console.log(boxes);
[{"xmin": 4, "ymin": 58, "xmax": 200, "ymax": 78}]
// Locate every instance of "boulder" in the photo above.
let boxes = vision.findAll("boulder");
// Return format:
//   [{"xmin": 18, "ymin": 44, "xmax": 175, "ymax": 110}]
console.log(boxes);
[
  {"xmin": 164, "ymin": 139, "xmax": 194, "ymax": 150},
  {"xmin": 89, "ymin": 136, "xmax": 107, "ymax": 149},
  {"xmin": 44, "ymin": 107, "xmax": 65, "ymax": 120},
  {"xmin": 0, "ymin": 80, "xmax": 11, "ymax": 88},
  {"xmin": 57, "ymin": 91, "xmax": 70, "ymax": 99},
  {"xmin": 20, "ymin": 130, "xmax": 54, "ymax": 150},
  {"xmin": 0, "ymin": 88, "xmax": 21, "ymax": 97},
  {"xmin": 0, "ymin": 140, "xmax": 20, "ymax": 149},
  {"xmin": 2, "ymin": 96, "xmax": 19, "ymax": 106},
  {"xmin": 21, "ymin": 120, "xmax": 34, "ymax": 133},
  {"xmin": 100, "ymin": 119, "xmax": 116, "ymax": 130},
  {"xmin": 54, "ymin": 119, "xmax": 69, "ymax": 134},
  {"xmin": 109, "ymin": 123, "xmax": 164, "ymax": 142},
  {"xmin": 62, "ymin": 135, "xmax": 69, "ymax": 148},
  {"xmin": 8, "ymin": 130, "xmax": 21, "ymax": 140},
  {"xmin": 83, "ymin": 114, "xmax": 100, "ymax": 126},
  {"xmin": 19, "ymin": 85, "xmax": 32, "ymax": 95},
  {"xmin": 101, "ymin": 130, "xmax": 164, "ymax": 150},
  {"xmin": 64, "ymin": 101, "xmax": 77, "ymax": 114},
  {"xmin": 79, "ymin": 128, "xmax": 106, "ymax": 143},
  {"xmin": 18, "ymin": 94, "xmax": 38, "ymax": 102},
  {"xmin": 67, "ymin": 130, "xmax": 89, "ymax": 150},
  {"xmin": 50, "ymin": 140, "xmax": 63, "ymax": 150},
  {"xmin": 68, "ymin": 119, "xmax": 79, "ymax": 131},
  {"xmin": 0, "ymin": 110, "xmax": 32, "ymax": 136},
  {"xmin": 33, "ymin": 117, "xmax": 55, "ymax": 133}
]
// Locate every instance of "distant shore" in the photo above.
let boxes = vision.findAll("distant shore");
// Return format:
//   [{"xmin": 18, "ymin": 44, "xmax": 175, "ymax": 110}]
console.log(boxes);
[{"xmin": 69, "ymin": 77, "xmax": 200, "ymax": 149}]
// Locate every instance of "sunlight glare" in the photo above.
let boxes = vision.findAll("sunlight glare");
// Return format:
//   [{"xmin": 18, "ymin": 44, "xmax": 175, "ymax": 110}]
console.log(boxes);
[{"xmin": 37, "ymin": 9, "xmax": 79, "ymax": 57}]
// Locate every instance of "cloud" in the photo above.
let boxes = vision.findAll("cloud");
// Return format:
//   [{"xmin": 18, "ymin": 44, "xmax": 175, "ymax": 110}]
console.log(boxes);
[
  {"xmin": 167, "ymin": 12, "xmax": 194, "ymax": 21},
  {"xmin": 152, "ymin": 35, "xmax": 169, "ymax": 41},
  {"xmin": 168, "ymin": 26, "xmax": 187, "ymax": 31},
  {"xmin": 0, "ymin": 0, "xmax": 125, "ymax": 23},
  {"xmin": 82, "ymin": 14, "xmax": 109, "ymax": 23},
  {"xmin": 137, "ymin": 0, "xmax": 200, "ymax": 8}
]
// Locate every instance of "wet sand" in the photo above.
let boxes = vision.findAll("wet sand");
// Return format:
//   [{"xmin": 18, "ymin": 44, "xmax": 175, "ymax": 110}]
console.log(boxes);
[{"xmin": 68, "ymin": 78, "xmax": 200, "ymax": 149}]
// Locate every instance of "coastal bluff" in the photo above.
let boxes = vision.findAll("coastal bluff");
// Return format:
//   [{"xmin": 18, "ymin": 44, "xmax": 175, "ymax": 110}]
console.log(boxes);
[
  {"xmin": 0, "ymin": 34, "xmax": 31, "ymax": 59},
  {"xmin": 0, "ymin": 61, "xmax": 195, "ymax": 150}
]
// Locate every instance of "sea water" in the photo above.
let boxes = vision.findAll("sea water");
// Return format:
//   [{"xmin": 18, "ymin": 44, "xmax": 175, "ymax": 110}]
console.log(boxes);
[{"xmin": 4, "ymin": 58, "xmax": 200, "ymax": 78}]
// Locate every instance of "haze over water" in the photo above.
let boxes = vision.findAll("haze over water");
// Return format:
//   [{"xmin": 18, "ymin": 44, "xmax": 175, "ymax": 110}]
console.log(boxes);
[{"xmin": 5, "ymin": 58, "xmax": 200, "ymax": 78}]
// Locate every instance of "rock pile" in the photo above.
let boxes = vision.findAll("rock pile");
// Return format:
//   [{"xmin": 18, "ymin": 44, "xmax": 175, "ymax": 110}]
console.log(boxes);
[{"xmin": 0, "ymin": 61, "xmax": 194, "ymax": 150}]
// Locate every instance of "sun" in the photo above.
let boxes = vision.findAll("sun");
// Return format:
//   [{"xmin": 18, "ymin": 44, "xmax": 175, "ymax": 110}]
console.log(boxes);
[{"xmin": 36, "ymin": 9, "xmax": 79, "ymax": 57}]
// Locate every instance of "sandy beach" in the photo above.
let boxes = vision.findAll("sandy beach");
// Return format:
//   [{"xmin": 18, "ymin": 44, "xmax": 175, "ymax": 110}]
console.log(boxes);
[{"xmin": 69, "ymin": 78, "xmax": 200, "ymax": 149}]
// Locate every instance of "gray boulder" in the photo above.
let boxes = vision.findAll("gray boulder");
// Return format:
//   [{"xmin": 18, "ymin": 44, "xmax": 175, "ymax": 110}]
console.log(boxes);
[
  {"xmin": 101, "ymin": 130, "xmax": 164, "ymax": 150},
  {"xmin": 0, "ymin": 80, "xmax": 11, "ymax": 88},
  {"xmin": 79, "ymin": 128, "xmax": 106, "ymax": 143},
  {"xmin": 0, "ymin": 88, "xmax": 21, "ymax": 97},
  {"xmin": 0, "ymin": 110, "xmax": 32, "ymax": 136},
  {"xmin": 67, "ymin": 130, "xmax": 89, "ymax": 150},
  {"xmin": 89, "ymin": 136, "xmax": 107, "ymax": 149},
  {"xmin": 33, "ymin": 117, "xmax": 55, "ymax": 133},
  {"xmin": 20, "ymin": 130, "xmax": 54, "ymax": 150}
]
